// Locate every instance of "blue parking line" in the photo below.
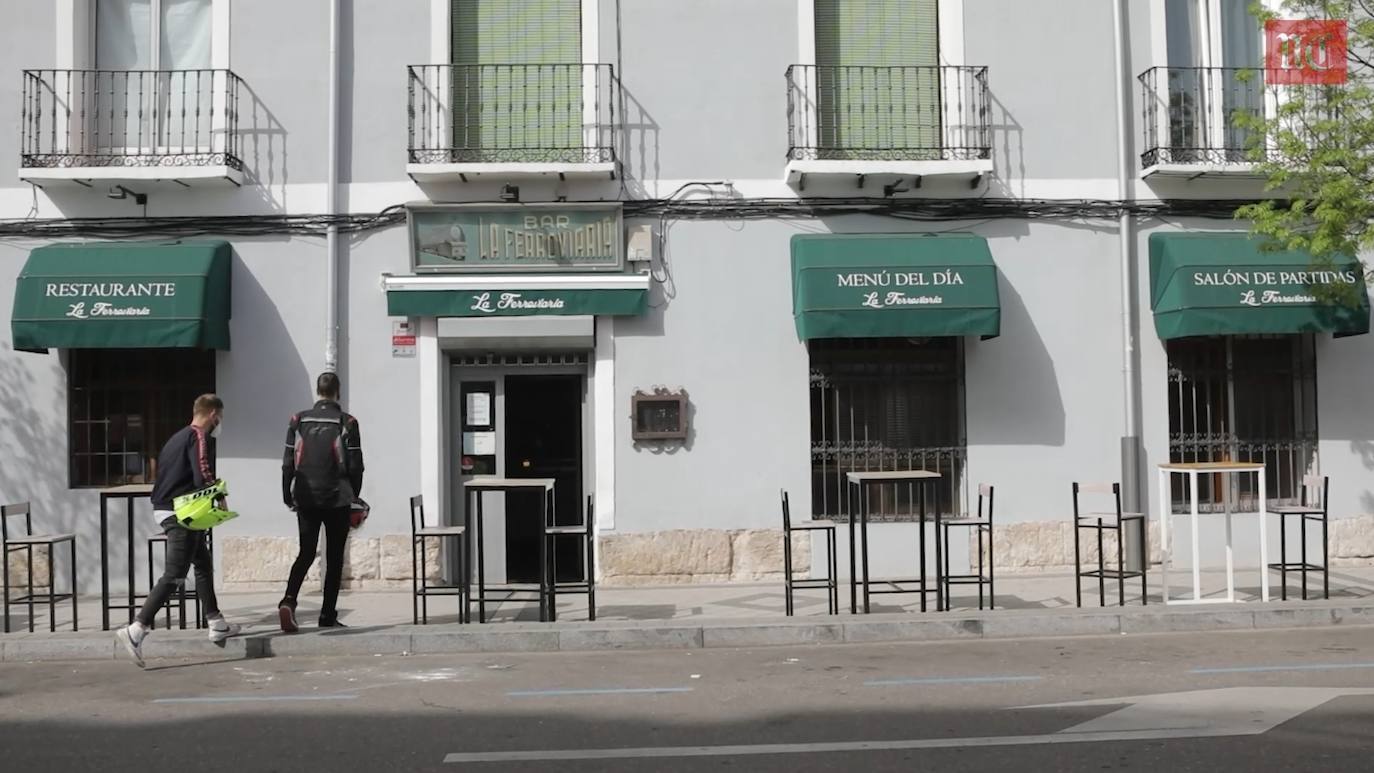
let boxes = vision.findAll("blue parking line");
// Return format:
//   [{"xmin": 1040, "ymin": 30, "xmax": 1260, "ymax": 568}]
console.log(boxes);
[
  {"xmin": 507, "ymin": 687, "xmax": 694, "ymax": 698},
  {"xmin": 865, "ymin": 675, "xmax": 1044, "ymax": 687},
  {"xmin": 1191, "ymin": 662, "xmax": 1374, "ymax": 675}
]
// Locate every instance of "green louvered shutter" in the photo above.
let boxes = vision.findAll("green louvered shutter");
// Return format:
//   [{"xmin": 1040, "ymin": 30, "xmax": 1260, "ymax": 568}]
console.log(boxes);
[
  {"xmin": 814, "ymin": 0, "xmax": 940, "ymax": 160},
  {"xmin": 450, "ymin": 0, "xmax": 582, "ymax": 161}
]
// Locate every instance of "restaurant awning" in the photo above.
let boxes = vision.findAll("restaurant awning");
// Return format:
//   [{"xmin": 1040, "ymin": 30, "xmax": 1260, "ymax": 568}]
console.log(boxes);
[
  {"xmin": 1149, "ymin": 233, "xmax": 1370, "ymax": 340},
  {"xmin": 790, "ymin": 233, "xmax": 1001, "ymax": 340},
  {"xmin": 11, "ymin": 241, "xmax": 233, "ymax": 353},
  {"xmin": 383, "ymin": 273, "xmax": 649, "ymax": 317}
]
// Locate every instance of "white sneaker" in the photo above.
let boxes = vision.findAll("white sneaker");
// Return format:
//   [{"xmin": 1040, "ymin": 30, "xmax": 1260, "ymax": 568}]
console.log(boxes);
[
  {"xmin": 207, "ymin": 616, "xmax": 241, "ymax": 643},
  {"xmin": 116, "ymin": 623, "xmax": 147, "ymax": 668}
]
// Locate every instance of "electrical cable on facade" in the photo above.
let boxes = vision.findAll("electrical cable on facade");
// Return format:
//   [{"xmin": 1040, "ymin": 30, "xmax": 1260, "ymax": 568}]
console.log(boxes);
[{"xmin": 0, "ymin": 198, "xmax": 1271, "ymax": 240}]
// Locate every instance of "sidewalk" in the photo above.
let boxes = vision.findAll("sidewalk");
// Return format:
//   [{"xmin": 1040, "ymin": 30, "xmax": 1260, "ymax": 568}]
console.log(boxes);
[{"xmin": 4, "ymin": 567, "xmax": 1374, "ymax": 662}]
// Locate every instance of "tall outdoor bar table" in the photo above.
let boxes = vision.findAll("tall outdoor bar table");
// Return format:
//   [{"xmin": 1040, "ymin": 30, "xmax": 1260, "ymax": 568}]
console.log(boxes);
[
  {"xmin": 99, "ymin": 484, "xmax": 154, "ymax": 630},
  {"xmin": 1156, "ymin": 462, "xmax": 1269, "ymax": 605},
  {"xmin": 846, "ymin": 470, "xmax": 944, "ymax": 614},
  {"xmin": 463, "ymin": 477, "xmax": 555, "ymax": 623}
]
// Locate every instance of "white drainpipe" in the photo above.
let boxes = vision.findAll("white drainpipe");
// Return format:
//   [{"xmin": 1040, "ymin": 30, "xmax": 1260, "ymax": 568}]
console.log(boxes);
[
  {"xmin": 324, "ymin": 0, "xmax": 341, "ymax": 374},
  {"xmin": 1112, "ymin": 0, "xmax": 1145, "ymax": 565}
]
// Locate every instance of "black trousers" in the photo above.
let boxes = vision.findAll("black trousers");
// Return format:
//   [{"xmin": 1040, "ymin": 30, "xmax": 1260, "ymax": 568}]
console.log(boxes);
[
  {"xmin": 280, "ymin": 508, "xmax": 351, "ymax": 623},
  {"xmin": 136, "ymin": 518, "xmax": 220, "ymax": 627}
]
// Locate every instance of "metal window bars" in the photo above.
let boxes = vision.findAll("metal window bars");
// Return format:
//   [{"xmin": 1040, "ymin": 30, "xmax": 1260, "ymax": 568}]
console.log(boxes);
[
  {"xmin": 1165, "ymin": 335, "xmax": 1318, "ymax": 514},
  {"xmin": 809, "ymin": 338, "xmax": 966, "ymax": 523}
]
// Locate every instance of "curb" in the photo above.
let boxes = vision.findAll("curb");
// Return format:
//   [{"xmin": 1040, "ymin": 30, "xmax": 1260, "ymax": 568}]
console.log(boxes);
[{"xmin": 6, "ymin": 601, "xmax": 1374, "ymax": 663}]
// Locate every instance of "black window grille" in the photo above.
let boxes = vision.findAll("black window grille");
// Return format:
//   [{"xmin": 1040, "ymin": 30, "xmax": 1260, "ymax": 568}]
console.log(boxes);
[
  {"xmin": 809, "ymin": 337, "xmax": 965, "ymax": 522},
  {"xmin": 1166, "ymin": 335, "xmax": 1317, "ymax": 513},
  {"xmin": 68, "ymin": 348, "xmax": 216, "ymax": 488}
]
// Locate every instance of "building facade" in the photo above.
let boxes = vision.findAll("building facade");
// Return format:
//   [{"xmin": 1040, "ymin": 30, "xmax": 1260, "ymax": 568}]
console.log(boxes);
[{"xmin": 2, "ymin": 0, "xmax": 1372, "ymax": 598}]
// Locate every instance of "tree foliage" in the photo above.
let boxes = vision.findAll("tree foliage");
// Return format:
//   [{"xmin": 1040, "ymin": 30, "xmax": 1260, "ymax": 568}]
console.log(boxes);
[{"xmin": 1235, "ymin": 0, "xmax": 1374, "ymax": 274}]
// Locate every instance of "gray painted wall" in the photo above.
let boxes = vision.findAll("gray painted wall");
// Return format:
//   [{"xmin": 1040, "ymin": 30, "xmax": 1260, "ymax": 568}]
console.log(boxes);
[{"xmin": 615, "ymin": 0, "xmax": 796, "ymax": 183}]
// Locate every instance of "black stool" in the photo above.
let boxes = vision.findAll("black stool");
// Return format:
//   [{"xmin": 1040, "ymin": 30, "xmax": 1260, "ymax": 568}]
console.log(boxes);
[
  {"xmin": 941, "ymin": 483, "xmax": 995, "ymax": 610},
  {"xmin": 146, "ymin": 532, "xmax": 206, "ymax": 630},
  {"xmin": 3, "ymin": 502, "xmax": 78, "ymax": 633},
  {"xmin": 410, "ymin": 495, "xmax": 469, "ymax": 624},
  {"xmin": 781, "ymin": 490, "xmax": 838, "ymax": 616},
  {"xmin": 1072, "ymin": 482, "xmax": 1147, "ymax": 607},
  {"xmin": 1268, "ymin": 475, "xmax": 1330, "ymax": 600},
  {"xmin": 545, "ymin": 495, "xmax": 597, "ymax": 622}
]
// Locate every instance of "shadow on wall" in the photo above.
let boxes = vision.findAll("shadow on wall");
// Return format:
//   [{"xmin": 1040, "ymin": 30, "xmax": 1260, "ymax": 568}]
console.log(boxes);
[
  {"xmin": 216, "ymin": 247, "xmax": 311, "ymax": 461},
  {"xmin": 985, "ymin": 92, "xmax": 1026, "ymax": 197},
  {"xmin": 0, "ymin": 345, "xmax": 68, "ymax": 524},
  {"xmin": 237, "ymin": 81, "xmax": 291, "ymax": 213},
  {"xmin": 966, "ymin": 276, "xmax": 1066, "ymax": 447},
  {"xmin": 619, "ymin": 85, "xmax": 662, "ymax": 193}
]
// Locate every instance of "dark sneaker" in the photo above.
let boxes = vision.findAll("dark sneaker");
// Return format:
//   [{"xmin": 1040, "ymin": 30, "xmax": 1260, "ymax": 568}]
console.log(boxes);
[
  {"xmin": 318, "ymin": 619, "xmax": 347, "ymax": 628},
  {"xmin": 278, "ymin": 604, "xmax": 299, "ymax": 634}
]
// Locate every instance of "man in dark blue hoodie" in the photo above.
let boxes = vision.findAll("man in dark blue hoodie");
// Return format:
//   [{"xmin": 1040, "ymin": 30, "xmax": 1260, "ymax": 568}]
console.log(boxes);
[{"xmin": 116, "ymin": 394, "xmax": 241, "ymax": 667}]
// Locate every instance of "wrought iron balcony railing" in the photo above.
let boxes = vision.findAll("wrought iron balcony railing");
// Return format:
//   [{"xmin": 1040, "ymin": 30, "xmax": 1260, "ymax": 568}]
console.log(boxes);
[
  {"xmin": 407, "ymin": 63, "xmax": 617, "ymax": 166},
  {"xmin": 1139, "ymin": 67, "xmax": 1277, "ymax": 168},
  {"xmin": 786, "ymin": 65, "xmax": 991, "ymax": 163},
  {"xmin": 1137, "ymin": 66, "xmax": 1337, "ymax": 170},
  {"xmin": 21, "ymin": 69, "xmax": 243, "ymax": 171}
]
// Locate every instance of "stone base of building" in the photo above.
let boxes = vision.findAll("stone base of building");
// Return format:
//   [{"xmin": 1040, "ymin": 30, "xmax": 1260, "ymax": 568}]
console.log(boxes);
[{"xmin": 209, "ymin": 516, "xmax": 1374, "ymax": 589}]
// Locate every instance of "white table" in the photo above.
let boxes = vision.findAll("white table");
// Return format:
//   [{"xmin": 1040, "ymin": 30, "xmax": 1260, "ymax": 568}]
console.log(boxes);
[{"xmin": 1156, "ymin": 462, "xmax": 1269, "ymax": 605}]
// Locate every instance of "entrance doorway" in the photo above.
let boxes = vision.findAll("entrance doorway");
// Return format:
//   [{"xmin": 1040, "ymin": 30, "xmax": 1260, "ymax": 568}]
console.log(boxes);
[
  {"xmin": 503, "ymin": 374, "xmax": 584, "ymax": 582},
  {"xmin": 449, "ymin": 360, "xmax": 589, "ymax": 587}
]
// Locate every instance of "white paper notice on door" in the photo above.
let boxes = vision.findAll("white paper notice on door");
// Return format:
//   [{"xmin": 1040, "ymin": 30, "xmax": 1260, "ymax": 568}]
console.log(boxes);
[
  {"xmin": 463, "ymin": 431, "xmax": 496, "ymax": 455},
  {"xmin": 465, "ymin": 392, "xmax": 491, "ymax": 427}
]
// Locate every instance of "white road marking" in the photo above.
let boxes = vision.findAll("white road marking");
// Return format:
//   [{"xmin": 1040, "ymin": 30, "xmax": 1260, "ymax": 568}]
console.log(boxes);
[{"xmin": 443, "ymin": 687, "xmax": 1374, "ymax": 764}]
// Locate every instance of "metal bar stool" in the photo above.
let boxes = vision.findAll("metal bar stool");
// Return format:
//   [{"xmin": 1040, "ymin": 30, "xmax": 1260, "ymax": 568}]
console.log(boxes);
[
  {"xmin": 1268, "ymin": 475, "xmax": 1330, "ymax": 600},
  {"xmin": 940, "ymin": 483, "xmax": 995, "ymax": 610},
  {"xmin": 410, "ymin": 494, "xmax": 469, "ymax": 624},
  {"xmin": 2, "ymin": 502, "xmax": 78, "ymax": 633},
  {"xmin": 544, "ymin": 495, "xmax": 597, "ymax": 623},
  {"xmin": 145, "ymin": 531, "xmax": 207, "ymax": 630},
  {"xmin": 781, "ymin": 490, "xmax": 838, "ymax": 616},
  {"xmin": 1072, "ymin": 482, "xmax": 1148, "ymax": 607}
]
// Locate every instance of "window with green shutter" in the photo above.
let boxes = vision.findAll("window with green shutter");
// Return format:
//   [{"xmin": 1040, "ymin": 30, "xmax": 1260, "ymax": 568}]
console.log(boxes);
[
  {"xmin": 814, "ymin": 0, "xmax": 940, "ymax": 160},
  {"xmin": 450, "ymin": 0, "xmax": 583, "ymax": 161}
]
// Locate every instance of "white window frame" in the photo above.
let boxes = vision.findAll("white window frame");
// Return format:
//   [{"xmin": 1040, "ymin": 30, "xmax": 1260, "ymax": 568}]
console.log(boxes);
[
  {"xmin": 55, "ymin": 0, "xmax": 231, "ymax": 158},
  {"xmin": 425, "ymin": 0, "xmax": 602, "ymax": 165},
  {"xmin": 794, "ymin": 0, "xmax": 967, "ymax": 160},
  {"xmin": 1147, "ymin": 0, "xmax": 1282, "ymax": 167}
]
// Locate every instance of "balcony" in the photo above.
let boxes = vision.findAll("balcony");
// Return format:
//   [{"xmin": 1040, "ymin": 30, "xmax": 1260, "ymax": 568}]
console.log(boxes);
[
  {"xmin": 1139, "ymin": 66, "xmax": 1277, "ymax": 179},
  {"xmin": 785, "ymin": 65, "xmax": 992, "ymax": 189},
  {"xmin": 20, "ymin": 69, "xmax": 244, "ymax": 185},
  {"xmin": 406, "ymin": 63, "xmax": 619, "ymax": 182}
]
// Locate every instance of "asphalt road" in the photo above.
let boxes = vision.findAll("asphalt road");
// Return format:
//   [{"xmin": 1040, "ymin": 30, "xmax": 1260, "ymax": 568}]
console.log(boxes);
[{"xmin": 2, "ymin": 626, "xmax": 1374, "ymax": 772}]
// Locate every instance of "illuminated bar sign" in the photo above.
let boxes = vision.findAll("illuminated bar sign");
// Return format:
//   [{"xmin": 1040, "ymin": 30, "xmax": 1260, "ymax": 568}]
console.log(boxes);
[{"xmin": 409, "ymin": 204, "xmax": 624, "ymax": 273}]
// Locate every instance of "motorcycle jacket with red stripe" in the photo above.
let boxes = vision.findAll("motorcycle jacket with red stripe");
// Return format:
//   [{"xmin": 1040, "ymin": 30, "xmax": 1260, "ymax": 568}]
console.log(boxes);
[{"xmin": 282, "ymin": 399, "xmax": 364, "ymax": 510}]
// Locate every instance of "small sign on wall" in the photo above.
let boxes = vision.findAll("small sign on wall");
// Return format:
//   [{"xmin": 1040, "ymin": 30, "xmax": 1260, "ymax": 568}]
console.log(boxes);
[{"xmin": 392, "ymin": 320, "xmax": 416, "ymax": 357}]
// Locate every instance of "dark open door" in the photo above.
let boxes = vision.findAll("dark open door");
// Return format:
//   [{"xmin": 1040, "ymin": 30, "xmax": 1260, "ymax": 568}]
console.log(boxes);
[{"xmin": 503, "ymin": 374, "xmax": 584, "ymax": 582}]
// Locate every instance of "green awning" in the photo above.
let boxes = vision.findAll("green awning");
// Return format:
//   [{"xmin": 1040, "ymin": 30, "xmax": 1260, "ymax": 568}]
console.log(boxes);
[
  {"xmin": 383, "ymin": 274, "xmax": 649, "ymax": 317},
  {"xmin": 12, "ymin": 241, "xmax": 232, "ymax": 353},
  {"xmin": 1149, "ymin": 233, "xmax": 1370, "ymax": 340},
  {"xmin": 790, "ymin": 233, "xmax": 1000, "ymax": 340}
]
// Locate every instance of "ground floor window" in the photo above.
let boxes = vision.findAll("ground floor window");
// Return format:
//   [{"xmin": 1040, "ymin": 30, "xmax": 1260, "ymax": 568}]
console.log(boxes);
[
  {"xmin": 1166, "ymin": 335, "xmax": 1317, "ymax": 512},
  {"xmin": 809, "ymin": 337, "xmax": 966, "ymax": 521},
  {"xmin": 68, "ymin": 348, "xmax": 217, "ymax": 488}
]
